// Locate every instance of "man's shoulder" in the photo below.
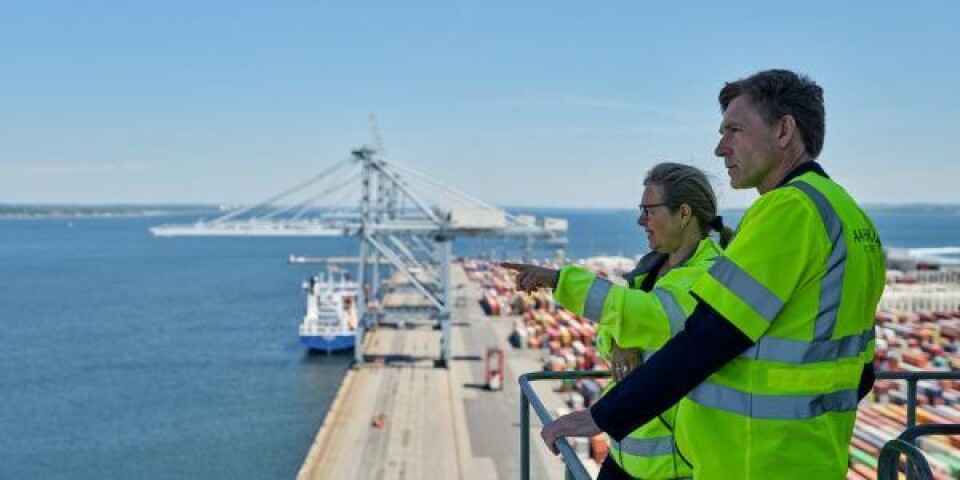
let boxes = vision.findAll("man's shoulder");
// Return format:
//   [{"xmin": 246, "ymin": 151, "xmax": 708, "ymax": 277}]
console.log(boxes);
[
  {"xmin": 728, "ymin": 184, "xmax": 833, "ymax": 261},
  {"xmin": 743, "ymin": 185, "xmax": 820, "ymax": 222}
]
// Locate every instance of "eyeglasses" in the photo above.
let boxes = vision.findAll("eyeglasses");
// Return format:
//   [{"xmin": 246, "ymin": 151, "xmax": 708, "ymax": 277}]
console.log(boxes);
[{"xmin": 638, "ymin": 203, "xmax": 667, "ymax": 219}]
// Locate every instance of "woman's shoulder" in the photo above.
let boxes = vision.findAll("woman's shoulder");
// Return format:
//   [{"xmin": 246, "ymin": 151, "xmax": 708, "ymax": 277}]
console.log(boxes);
[{"xmin": 690, "ymin": 237, "xmax": 724, "ymax": 264}]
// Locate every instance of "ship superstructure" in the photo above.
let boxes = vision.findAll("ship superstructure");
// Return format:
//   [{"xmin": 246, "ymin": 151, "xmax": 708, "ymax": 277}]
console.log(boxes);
[{"xmin": 299, "ymin": 270, "xmax": 359, "ymax": 353}]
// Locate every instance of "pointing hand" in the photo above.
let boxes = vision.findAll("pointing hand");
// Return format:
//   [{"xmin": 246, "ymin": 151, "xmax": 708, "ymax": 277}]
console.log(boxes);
[{"xmin": 500, "ymin": 262, "xmax": 559, "ymax": 293}]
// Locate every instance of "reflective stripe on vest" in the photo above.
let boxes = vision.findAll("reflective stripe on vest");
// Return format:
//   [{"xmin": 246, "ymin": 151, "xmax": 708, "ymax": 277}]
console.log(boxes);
[
  {"xmin": 583, "ymin": 276, "xmax": 687, "ymax": 335},
  {"xmin": 692, "ymin": 180, "xmax": 869, "ymax": 418},
  {"xmin": 708, "ymin": 257, "xmax": 782, "ymax": 323},
  {"xmin": 653, "ymin": 286, "xmax": 686, "ymax": 335},
  {"xmin": 737, "ymin": 181, "xmax": 867, "ymax": 365},
  {"xmin": 687, "ymin": 381, "xmax": 860, "ymax": 420},
  {"xmin": 584, "ymin": 276, "xmax": 613, "ymax": 320},
  {"xmin": 609, "ymin": 435, "xmax": 676, "ymax": 457},
  {"xmin": 741, "ymin": 328, "xmax": 875, "ymax": 364},
  {"xmin": 791, "ymin": 182, "xmax": 847, "ymax": 341}
]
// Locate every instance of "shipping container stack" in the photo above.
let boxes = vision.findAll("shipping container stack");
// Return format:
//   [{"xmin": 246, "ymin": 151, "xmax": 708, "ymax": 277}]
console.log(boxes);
[
  {"xmin": 851, "ymin": 271, "xmax": 960, "ymax": 480},
  {"xmin": 464, "ymin": 259, "xmax": 625, "ymax": 465}
]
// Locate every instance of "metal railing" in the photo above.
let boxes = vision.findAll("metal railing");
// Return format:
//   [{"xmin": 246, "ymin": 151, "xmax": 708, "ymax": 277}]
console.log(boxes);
[
  {"xmin": 878, "ymin": 424, "xmax": 960, "ymax": 480},
  {"xmin": 877, "ymin": 438, "xmax": 933, "ymax": 480},
  {"xmin": 874, "ymin": 371, "xmax": 960, "ymax": 480},
  {"xmin": 875, "ymin": 371, "xmax": 960, "ymax": 431},
  {"xmin": 518, "ymin": 369, "xmax": 960, "ymax": 480},
  {"xmin": 519, "ymin": 370, "xmax": 611, "ymax": 480}
]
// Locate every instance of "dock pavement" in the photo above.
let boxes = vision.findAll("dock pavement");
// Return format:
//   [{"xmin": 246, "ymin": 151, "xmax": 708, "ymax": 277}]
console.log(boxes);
[{"xmin": 297, "ymin": 265, "xmax": 598, "ymax": 479}]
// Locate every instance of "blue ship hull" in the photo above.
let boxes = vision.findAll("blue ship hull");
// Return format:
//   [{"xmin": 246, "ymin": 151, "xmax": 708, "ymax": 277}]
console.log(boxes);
[{"xmin": 300, "ymin": 334, "xmax": 355, "ymax": 353}]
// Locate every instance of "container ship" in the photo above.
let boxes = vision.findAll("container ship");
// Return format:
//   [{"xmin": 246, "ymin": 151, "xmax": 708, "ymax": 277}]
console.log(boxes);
[
  {"xmin": 298, "ymin": 271, "xmax": 359, "ymax": 353},
  {"xmin": 464, "ymin": 256, "xmax": 960, "ymax": 479}
]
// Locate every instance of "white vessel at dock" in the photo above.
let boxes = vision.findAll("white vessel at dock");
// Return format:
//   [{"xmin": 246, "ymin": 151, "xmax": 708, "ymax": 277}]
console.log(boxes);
[
  {"xmin": 886, "ymin": 246, "xmax": 960, "ymax": 270},
  {"xmin": 299, "ymin": 271, "xmax": 359, "ymax": 353}
]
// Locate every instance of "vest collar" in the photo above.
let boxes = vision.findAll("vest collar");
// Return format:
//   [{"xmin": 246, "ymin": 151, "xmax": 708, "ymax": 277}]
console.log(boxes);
[{"xmin": 775, "ymin": 161, "xmax": 829, "ymax": 189}]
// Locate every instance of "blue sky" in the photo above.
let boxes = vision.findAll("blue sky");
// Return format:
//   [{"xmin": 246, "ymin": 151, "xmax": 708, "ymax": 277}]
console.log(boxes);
[{"xmin": 2, "ymin": 1, "xmax": 958, "ymax": 208}]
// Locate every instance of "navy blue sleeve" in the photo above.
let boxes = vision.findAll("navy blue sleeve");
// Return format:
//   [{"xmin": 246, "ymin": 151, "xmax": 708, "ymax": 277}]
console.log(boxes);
[
  {"xmin": 589, "ymin": 300, "xmax": 754, "ymax": 440},
  {"xmin": 858, "ymin": 362, "xmax": 875, "ymax": 401}
]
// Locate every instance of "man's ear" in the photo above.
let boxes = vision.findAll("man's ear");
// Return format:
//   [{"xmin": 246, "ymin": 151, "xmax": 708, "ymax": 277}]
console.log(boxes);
[{"xmin": 777, "ymin": 115, "xmax": 797, "ymax": 148}]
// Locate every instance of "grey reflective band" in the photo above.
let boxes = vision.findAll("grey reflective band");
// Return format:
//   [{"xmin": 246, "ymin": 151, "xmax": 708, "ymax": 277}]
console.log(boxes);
[
  {"xmin": 708, "ymin": 257, "xmax": 783, "ymax": 323},
  {"xmin": 609, "ymin": 435, "xmax": 676, "ymax": 457},
  {"xmin": 724, "ymin": 181, "xmax": 862, "ymax": 365},
  {"xmin": 583, "ymin": 277, "xmax": 613, "ymax": 321},
  {"xmin": 741, "ymin": 328, "xmax": 875, "ymax": 364},
  {"xmin": 687, "ymin": 381, "xmax": 859, "ymax": 420},
  {"xmin": 653, "ymin": 287, "xmax": 686, "ymax": 336},
  {"xmin": 791, "ymin": 181, "xmax": 847, "ymax": 341}
]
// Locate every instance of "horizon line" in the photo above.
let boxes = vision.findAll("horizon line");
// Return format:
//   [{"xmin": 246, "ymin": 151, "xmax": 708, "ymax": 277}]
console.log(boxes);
[{"xmin": 4, "ymin": 201, "xmax": 960, "ymax": 211}]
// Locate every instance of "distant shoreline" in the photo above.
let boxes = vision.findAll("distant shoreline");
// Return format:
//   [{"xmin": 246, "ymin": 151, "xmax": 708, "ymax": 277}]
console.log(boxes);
[
  {"xmin": 0, "ymin": 206, "xmax": 221, "ymax": 219},
  {"xmin": 2, "ymin": 203, "xmax": 959, "ymax": 219},
  {"xmin": 0, "ymin": 212, "xmax": 209, "ymax": 219}
]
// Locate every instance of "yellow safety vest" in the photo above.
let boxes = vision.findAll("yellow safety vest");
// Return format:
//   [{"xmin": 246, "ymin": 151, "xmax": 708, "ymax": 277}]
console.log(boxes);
[
  {"xmin": 555, "ymin": 237, "xmax": 723, "ymax": 479},
  {"xmin": 680, "ymin": 172, "xmax": 885, "ymax": 479}
]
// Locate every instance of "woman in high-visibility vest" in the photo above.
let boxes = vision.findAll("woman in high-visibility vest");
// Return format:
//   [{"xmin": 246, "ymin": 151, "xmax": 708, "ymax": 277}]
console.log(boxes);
[{"xmin": 506, "ymin": 162, "xmax": 733, "ymax": 479}]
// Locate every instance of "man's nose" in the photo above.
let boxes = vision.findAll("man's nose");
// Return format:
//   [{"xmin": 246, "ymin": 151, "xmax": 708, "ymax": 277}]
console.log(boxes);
[{"xmin": 714, "ymin": 137, "xmax": 729, "ymax": 157}]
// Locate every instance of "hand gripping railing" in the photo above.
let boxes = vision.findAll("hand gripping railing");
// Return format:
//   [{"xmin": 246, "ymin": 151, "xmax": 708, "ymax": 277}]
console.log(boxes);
[
  {"xmin": 518, "ymin": 370, "xmax": 611, "ymax": 480},
  {"xmin": 519, "ymin": 370, "xmax": 960, "ymax": 479},
  {"xmin": 874, "ymin": 370, "xmax": 960, "ymax": 480}
]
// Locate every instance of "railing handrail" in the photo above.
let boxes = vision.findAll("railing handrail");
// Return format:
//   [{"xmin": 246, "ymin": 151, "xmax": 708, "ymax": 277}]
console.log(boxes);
[
  {"xmin": 897, "ymin": 423, "xmax": 960, "ymax": 443},
  {"xmin": 878, "ymin": 439, "xmax": 933, "ymax": 480},
  {"xmin": 874, "ymin": 370, "xmax": 960, "ymax": 431},
  {"xmin": 876, "ymin": 424, "xmax": 960, "ymax": 480},
  {"xmin": 518, "ymin": 370, "xmax": 611, "ymax": 480},
  {"xmin": 519, "ymin": 369, "xmax": 960, "ymax": 480},
  {"xmin": 875, "ymin": 370, "xmax": 960, "ymax": 380}
]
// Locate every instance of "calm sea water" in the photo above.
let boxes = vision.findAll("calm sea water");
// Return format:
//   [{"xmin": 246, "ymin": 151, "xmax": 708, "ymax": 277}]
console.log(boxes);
[{"xmin": 1, "ymin": 209, "xmax": 957, "ymax": 479}]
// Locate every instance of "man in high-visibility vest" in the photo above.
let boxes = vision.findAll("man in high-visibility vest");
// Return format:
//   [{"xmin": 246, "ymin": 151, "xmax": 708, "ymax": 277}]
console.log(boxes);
[{"xmin": 539, "ymin": 69, "xmax": 884, "ymax": 479}]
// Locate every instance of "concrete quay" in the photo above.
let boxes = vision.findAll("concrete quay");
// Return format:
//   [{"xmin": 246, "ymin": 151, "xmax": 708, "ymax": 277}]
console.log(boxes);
[{"xmin": 297, "ymin": 266, "xmax": 594, "ymax": 480}]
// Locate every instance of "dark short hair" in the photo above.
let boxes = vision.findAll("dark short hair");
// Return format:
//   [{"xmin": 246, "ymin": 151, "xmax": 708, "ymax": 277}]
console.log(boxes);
[{"xmin": 719, "ymin": 69, "xmax": 825, "ymax": 159}]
